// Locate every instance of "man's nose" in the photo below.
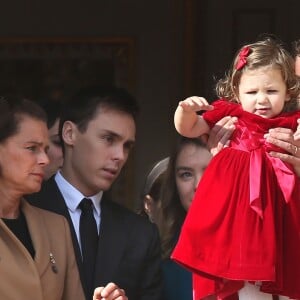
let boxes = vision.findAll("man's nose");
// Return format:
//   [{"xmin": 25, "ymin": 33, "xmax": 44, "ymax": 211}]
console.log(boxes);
[{"xmin": 112, "ymin": 146, "xmax": 126, "ymax": 162}]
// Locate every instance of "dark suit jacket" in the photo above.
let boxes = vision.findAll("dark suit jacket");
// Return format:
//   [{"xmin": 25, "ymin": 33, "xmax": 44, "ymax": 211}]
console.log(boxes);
[{"xmin": 26, "ymin": 176, "xmax": 163, "ymax": 300}]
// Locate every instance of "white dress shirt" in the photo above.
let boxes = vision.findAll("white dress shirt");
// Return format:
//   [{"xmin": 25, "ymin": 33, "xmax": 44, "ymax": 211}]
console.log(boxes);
[{"xmin": 54, "ymin": 171, "xmax": 102, "ymax": 252}]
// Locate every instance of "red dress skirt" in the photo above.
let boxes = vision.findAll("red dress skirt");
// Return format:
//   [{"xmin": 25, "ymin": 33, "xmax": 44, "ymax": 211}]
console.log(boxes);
[{"xmin": 172, "ymin": 100, "xmax": 300, "ymax": 299}]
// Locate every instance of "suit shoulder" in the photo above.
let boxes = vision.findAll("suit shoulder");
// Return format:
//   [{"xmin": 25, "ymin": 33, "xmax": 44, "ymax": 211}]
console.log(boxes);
[{"xmin": 103, "ymin": 199, "xmax": 156, "ymax": 229}]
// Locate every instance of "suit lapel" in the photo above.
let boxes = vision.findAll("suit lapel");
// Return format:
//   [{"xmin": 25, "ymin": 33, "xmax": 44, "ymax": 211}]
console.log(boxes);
[{"xmin": 94, "ymin": 196, "xmax": 128, "ymax": 285}]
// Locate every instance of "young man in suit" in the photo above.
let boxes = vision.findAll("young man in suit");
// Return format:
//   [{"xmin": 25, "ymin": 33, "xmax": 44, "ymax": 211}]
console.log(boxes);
[{"xmin": 27, "ymin": 86, "xmax": 163, "ymax": 300}]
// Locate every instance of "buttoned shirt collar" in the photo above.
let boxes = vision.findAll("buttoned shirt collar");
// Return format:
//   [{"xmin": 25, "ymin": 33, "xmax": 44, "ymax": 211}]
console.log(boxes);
[{"xmin": 54, "ymin": 171, "xmax": 102, "ymax": 217}]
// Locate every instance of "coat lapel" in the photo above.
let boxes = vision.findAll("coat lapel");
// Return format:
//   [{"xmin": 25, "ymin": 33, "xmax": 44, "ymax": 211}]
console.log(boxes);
[
  {"xmin": 21, "ymin": 200, "xmax": 51, "ymax": 277},
  {"xmin": 94, "ymin": 196, "xmax": 128, "ymax": 285},
  {"xmin": 27, "ymin": 178, "xmax": 85, "ymax": 288}
]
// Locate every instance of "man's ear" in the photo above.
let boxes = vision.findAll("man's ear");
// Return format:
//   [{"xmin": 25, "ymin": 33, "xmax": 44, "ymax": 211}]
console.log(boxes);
[{"xmin": 62, "ymin": 121, "xmax": 77, "ymax": 146}]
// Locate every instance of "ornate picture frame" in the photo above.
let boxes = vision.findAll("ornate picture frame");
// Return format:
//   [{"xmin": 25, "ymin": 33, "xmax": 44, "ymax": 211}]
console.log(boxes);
[
  {"xmin": 0, "ymin": 37, "xmax": 136, "ymax": 208},
  {"xmin": 0, "ymin": 37, "xmax": 135, "ymax": 99}
]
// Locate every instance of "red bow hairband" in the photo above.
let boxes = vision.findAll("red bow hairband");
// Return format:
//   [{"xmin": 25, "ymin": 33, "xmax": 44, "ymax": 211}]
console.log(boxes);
[{"xmin": 235, "ymin": 46, "xmax": 251, "ymax": 70}]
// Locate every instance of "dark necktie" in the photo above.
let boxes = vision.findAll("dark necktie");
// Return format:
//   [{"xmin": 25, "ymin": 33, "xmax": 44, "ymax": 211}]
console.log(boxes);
[{"xmin": 79, "ymin": 198, "xmax": 98, "ymax": 300}]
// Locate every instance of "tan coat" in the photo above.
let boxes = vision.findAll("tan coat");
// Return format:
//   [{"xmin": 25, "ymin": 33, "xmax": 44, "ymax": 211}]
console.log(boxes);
[{"xmin": 0, "ymin": 199, "xmax": 85, "ymax": 300}]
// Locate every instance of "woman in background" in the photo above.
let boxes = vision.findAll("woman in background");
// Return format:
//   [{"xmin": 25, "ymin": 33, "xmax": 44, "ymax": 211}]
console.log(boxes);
[
  {"xmin": 139, "ymin": 137, "xmax": 212, "ymax": 300},
  {"xmin": 0, "ymin": 96, "xmax": 84, "ymax": 300},
  {"xmin": 140, "ymin": 157, "xmax": 169, "ymax": 223},
  {"xmin": 158, "ymin": 137, "xmax": 211, "ymax": 300}
]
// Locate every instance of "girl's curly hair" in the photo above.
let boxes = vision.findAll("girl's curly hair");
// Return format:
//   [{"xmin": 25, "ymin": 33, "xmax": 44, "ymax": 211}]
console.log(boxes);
[{"xmin": 216, "ymin": 37, "xmax": 300, "ymax": 112}]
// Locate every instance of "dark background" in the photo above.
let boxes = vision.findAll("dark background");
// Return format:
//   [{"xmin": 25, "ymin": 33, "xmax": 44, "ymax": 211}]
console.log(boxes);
[{"xmin": 0, "ymin": 0, "xmax": 299, "ymax": 208}]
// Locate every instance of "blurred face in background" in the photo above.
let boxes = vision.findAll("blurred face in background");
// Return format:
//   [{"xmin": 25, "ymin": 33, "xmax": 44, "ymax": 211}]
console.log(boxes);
[
  {"xmin": 175, "ymin": 144, "xmax": 212, "ymax": 211},
  {"xmin": 44, "ymin": 118, "xmax": 63, "ymax": 180},
  {"xmin": 295, "ymin": 56, "xmax": 300, "ymax": 77},
  {"xmin": 143, "ymin": 194, "xmax": 161, "ymax": 223}
]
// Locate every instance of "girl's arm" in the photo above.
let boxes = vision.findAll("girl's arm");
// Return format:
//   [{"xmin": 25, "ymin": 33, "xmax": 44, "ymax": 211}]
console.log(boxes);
[{"xmin": 174, "ymin": 96, "xmax": 213, "ymax": 137}]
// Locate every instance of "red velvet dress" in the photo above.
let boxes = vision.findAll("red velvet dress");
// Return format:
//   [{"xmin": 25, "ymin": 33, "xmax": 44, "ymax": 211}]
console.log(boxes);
[{"xmin": 172, "ymin": 100, "xmax": 300, "ymax": 299}]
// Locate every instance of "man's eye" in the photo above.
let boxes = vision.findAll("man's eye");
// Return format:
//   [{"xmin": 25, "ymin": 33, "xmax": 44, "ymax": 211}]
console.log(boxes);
[
  {"xmin": 124, "ymin": 143, "xmax": 134, "ymax": 151},
  {"xmin": 27, "ymin": 146, "xmax": 37, "ymax": 152},
  {"xmin": 104, "ymin": 135, "xmax": 114, "ymax": 143}
]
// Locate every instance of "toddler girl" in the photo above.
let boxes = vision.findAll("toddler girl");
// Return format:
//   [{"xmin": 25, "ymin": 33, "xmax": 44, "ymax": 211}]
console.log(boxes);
[{"xmin": 172, "ymin": 38, "xmax": 300, "ymax": 299}]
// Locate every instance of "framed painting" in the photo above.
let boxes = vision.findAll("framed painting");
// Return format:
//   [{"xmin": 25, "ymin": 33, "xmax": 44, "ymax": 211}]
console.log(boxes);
[
  {"xmin": 0, "ymin": 37, "xmax": 136, "ymax": 209},
  {"xmin": 0, "ymin": 37, "xmax": 135, "ymax": 100}
]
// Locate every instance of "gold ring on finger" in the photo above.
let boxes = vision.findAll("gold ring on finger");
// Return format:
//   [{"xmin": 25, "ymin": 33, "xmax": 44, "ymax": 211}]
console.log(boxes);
[{"xmin": 293, "ymin": 145, "xmax": 298, "ymax": 156}]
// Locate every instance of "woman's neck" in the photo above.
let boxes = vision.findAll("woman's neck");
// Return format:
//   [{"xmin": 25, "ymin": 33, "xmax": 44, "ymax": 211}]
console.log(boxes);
[{"xmin": 0, "ymin": 186, "xmax": 21, "ymax": 219}]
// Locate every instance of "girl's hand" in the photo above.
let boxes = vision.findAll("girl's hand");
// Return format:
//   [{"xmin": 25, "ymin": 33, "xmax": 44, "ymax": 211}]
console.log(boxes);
[
  {"xmin": 202, "ymin": 116, "xmax": 237, "ymax": 156},
  {"xmin": 93, "ymin": 283, "xmax": 128, "ymax": 300},
  {"xmin": 179, "ymin": 96, "xmax": 213, "ymax": 113},
  {"xmin": 175, "ymin": 96, "xmax": 212, "ymax": 137}
]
